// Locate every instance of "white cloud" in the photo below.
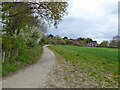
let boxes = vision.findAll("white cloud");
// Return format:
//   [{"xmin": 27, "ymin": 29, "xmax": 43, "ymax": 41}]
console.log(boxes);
[
  {"xmin": 47, "ymin": 0, "xmax": 119, "ymax": 43},
  {"xmin": 68, "ymin": 0, "xmax": 118, "ymax": 20}
]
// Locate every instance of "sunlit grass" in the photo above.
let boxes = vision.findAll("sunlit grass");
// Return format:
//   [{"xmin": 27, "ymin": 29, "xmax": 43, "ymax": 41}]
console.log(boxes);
[{"xmin": 48, "ymin": 45, "xmax": 118, "ymax": 87}]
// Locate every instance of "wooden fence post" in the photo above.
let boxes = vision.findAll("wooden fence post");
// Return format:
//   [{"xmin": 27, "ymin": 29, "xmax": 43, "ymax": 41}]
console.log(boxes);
[{"xmin": 2, "ymin": 52, "xmax": 5, "ymax": 63}]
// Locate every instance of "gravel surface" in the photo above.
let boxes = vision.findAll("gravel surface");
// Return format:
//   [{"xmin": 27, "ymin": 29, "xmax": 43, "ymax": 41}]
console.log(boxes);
[
  {"xmin": 2, "ymin": 45, "xmax": 118, "ymax": 88},
  {"xmin": 2, "ymin": 46, "xmax": 55, "ymax": 88},
  {"xmin": 43, "ymin": 52, "xmax": 118, "ymax": 88},
  {"xmin": 43, "ymin": 53, "xmax": 92, "ymax": 88}
]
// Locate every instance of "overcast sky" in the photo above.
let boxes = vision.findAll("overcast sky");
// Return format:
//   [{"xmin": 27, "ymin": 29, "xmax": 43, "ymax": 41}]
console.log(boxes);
[{"xmin": 47, "ymin": 0, "xmax": 119, "ymax": 43}]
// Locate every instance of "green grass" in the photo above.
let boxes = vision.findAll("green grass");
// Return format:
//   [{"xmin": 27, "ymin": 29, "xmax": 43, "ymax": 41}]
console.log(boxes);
[
  {"xmin": 61, "ymin": 45, "xmax": 118, "ymax": 61},
  {"xmin": 2, "ymin": 45, "xmax": 43, "ymax": 77},
  {"xmin": 48, "ymin": 45, "xmax": 118, "ymax": 87}
]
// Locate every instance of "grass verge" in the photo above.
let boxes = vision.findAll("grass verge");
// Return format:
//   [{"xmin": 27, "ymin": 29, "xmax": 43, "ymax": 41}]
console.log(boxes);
[
  {"xmin": 47, "ymin": 45, "xmax": 118, "ymax": 88},
  {"xmin": 2, "ymin": 45, "xmax": 43, "ymax": 77}
]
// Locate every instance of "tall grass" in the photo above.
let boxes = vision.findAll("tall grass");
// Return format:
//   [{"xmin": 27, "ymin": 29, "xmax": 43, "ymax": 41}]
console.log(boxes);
[{"xmin": 2, "ymin": 45, "xmax": 43, "ymax": 77}]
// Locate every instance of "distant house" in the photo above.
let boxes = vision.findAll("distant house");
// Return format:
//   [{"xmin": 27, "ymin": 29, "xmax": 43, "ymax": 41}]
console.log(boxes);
[
  {"xmin": 87, "ymin": 41, "xmax": 97, "ymax": 46},
  {"xmin": 73, "ymin": 40, "xmax": 80, "ymax": 44},
  {"xmin": 69, "ymin": 39, "xmax": 80, "ymax": 45}
]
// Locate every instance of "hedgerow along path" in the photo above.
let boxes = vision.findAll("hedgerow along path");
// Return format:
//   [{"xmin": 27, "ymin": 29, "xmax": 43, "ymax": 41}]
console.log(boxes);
[{"xmin": 2, "ymin": 46, "xmax": 56, "ymax": 88}]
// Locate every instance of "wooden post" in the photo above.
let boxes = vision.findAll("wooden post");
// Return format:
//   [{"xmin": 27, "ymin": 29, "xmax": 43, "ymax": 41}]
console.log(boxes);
[{"xmin": 2, "ymin": 52, "xmax": 5, "ymax": 63}]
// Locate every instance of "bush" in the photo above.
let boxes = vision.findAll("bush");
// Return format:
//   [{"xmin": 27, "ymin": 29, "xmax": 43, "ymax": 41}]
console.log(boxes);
[
  {"xmin": 2, "ymin": 45, "xmax": 43, "ymax": 77},
  {"xmin": 2, "ymin": 61, "xmax": 19, "ymax": 76}
]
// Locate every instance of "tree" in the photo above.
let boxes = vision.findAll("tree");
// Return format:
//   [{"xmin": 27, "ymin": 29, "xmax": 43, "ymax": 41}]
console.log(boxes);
[
  {"xmin": 64, "ymin": 39, "xmax": 74, "ymax": 45},
  {"xmin": 109, "ymin": 40, "xmax": 118, "ymax": 48},
  {"xmin": 80, "ymin": 38, "xmax": 92, "ymax": 46},
  {"xmin": 85, "ymin": 38, "xmax": 92, "ymax": 43},
  {"xmin": 77, "ymin": 37, "xmax": 84, "ymax": 41},
  {"xmin": 99, "ymin": 41, "xmax": 108, "ymax": 47},
  {"xmin": 113, "ymin": 35, "xmax": 120, "ymax": 41},
  {"xmin": 56, "ymin": 36, "xmax": 62, "ymax": 40},
  {"xmin": 2, "ymin": 2, "xmax": 68, "ymax": 49},
  {"xmin": 1, "ymin": 2, "xmax": 68, "ymax": 62},
  {"xmin": 40, "ymin": 35, "xmax": 47, "ymax": 44},
  {"xmin": 63, "ymin": 36, "xmax": 68, "ymax": 40},
  {"xmin": 2, "ymin": 2, "xmax": 68, "ymax": 36},
  {"xmin": 2, "ymin": 2, "xmax": 40, "ymax": 36},
  {"xmin": 48, "ymin": 34, "xmax": 54, "ymax": 38},
  {"xmin": 2, "ymin": 35, "xmax": 14, "ymax": 52},
  {"xmin": 29, "ymin": 27, "xmax": 43, "ymax": 47}
]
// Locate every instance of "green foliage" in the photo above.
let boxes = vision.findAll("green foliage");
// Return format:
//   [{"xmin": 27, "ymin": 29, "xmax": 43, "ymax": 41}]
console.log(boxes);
[
  {"xmin": 45, "ymin": 35, "xmax": 65, "ymax": 45},
  {"xmin": 40, "ymin": 35, "xmax": 47, "ymax": 44},
  {"xmin": 64, "ymin": 39, "xmax": 74, "ymax": 45},
  {"xmin": 2, "ymin": 46, "xmax": 43, "ymax": 77},
  {"xmin": 77, "ymin": 37, "xmax": 84, "ymax": 41},
  {"xmin": 2, "ymin": 2, "xmax": 68, "ymax": 35},
  {"xmin": 2, "ymin": 35, "xmax": 14, "ymax": 52},
  {"xmin": 80, "ymin": 38, "xmax": 92, "ymax": 46},
  {"xmin": 1, "ymin": 2, "xmax": 68, "ymax": 77},
  {"xmin": 99, "ymin": 41, "xmax": 109, "ymax": 47},
  {"xmin": 56, "ymin": 36, "xmax": 62, "ymax": 40},
  {"xmin": 2, "ymin": 61, "xmax": 19, "ymax": 76},
  {"xmin": 14, "ymin": 36, "xmax": 27, "ymax": 50}
]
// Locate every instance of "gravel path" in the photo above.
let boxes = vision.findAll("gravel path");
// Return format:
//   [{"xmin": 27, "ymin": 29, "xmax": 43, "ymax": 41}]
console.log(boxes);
[
  {"xmin": 43, "ymin": 50, "xmax": 118, "ymax": 88},
  {"xmin": 2, "ymin": 46, "xmax": 56, "ymax": 88}
]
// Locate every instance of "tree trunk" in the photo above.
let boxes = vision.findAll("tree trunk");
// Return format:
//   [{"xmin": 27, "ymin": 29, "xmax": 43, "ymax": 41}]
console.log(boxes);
[{"xmin": 8, "ymin": 51, "xmax": 11, "ymax": 58}]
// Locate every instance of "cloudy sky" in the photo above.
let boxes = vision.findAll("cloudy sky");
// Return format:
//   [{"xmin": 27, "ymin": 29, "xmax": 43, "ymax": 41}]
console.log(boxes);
[{"xmin": 47, "ymin": 0, "xmax": 119, "ymax": 43}]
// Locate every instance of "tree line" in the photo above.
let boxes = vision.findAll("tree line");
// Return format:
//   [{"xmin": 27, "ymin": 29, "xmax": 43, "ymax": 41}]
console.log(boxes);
[
  {"xmin": 1, "ymin": 2, "xmax": 68, "ymax": 62},
  {"xmin": 1, "ymin": 2, "xmax": 68, "ymax": 76},
  {"xmin": 98, "ymin": 35, "xmax": 120, "ymax": 48},
  {"xmin": 40, "ymin": 34, "xmax": 97, "ymax": 46},
  {"xmin": 41, "ymin": 34, "xmax": 120, "ymax": 48}
]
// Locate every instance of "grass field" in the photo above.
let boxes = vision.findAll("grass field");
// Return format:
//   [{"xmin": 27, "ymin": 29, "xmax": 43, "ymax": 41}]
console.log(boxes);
[
  {"xmin": 61, "ymin": 45, "xmax": 118, "ymax": 61},
  {"xmin": 48, "ymin": 45, "xmax": 118, "ymax": 88}
]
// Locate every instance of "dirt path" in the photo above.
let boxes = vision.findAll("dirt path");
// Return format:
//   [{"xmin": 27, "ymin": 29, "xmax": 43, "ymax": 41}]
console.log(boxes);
[{"xmin": 2, "ymin": 46, "xmax": 56, "ymax": 88}]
